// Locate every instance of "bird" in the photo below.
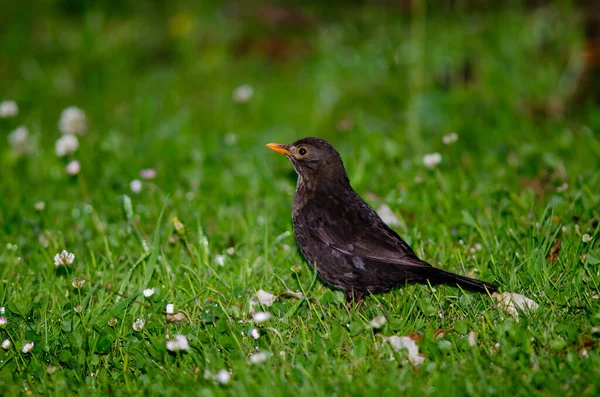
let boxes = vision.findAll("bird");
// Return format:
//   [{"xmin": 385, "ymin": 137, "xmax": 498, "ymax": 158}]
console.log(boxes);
[{"xmin": 266, "ymin": 137, "xmax": 498, "ymax": 305}]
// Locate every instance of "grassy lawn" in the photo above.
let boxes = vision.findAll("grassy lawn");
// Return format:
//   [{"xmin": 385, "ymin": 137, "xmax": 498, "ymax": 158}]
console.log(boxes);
[{"xmin": 1, "ymin": 1, "xmax": 599, "ymax": 395}]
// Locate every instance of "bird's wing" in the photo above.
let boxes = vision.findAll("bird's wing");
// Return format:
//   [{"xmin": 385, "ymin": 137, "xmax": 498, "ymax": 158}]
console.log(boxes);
[{"xmin": 305, "ymin": 204, "xmax": 429, "ymax": 268}]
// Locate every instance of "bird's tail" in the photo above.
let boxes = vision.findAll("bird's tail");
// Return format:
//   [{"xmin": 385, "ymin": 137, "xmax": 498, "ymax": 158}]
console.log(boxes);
[{"xmin": 415, "ymin": 267, "xmax": 498, "ymax": 294}]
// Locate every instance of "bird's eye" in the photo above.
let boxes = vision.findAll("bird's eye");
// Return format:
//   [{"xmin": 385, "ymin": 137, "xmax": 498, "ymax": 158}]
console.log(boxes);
[{"xmin": 297, "ymin": 146, "xmax": 308, "ymax": 157}]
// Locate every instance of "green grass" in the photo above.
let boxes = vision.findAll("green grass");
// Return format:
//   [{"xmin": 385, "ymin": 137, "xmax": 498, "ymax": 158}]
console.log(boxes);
[{"xmin": 1, "ymin": 1, "xmax": 600, "ymax": 395}]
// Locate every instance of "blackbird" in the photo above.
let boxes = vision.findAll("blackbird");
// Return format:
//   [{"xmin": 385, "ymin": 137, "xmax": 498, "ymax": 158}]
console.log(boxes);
[{"xmin": 267, "ymin": 137, "xmax": 498, "ymax": 304}]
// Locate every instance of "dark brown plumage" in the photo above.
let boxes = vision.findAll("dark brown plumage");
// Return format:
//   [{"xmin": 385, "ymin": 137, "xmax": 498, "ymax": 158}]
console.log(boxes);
[{"xmin": 267, "ymin": 137, "xmax": 498, "ymax": 304}]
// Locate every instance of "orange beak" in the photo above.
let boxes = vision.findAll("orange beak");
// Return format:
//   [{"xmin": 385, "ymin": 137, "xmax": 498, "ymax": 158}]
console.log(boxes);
[{"xmin": 266, "ymin": 143, "xmax": 292, "ymax": 156}]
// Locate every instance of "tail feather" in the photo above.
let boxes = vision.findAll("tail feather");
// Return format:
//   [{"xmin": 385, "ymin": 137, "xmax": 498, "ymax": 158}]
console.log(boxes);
[{"xmin": 416, "ymin": 267, "xmax": 498, "ymax": 294}]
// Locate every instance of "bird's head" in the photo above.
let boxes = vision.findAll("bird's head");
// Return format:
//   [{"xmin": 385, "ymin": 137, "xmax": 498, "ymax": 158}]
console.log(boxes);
[{"xmin": 266, "ymin": 137, "xmax": 349, "ymax": 187}]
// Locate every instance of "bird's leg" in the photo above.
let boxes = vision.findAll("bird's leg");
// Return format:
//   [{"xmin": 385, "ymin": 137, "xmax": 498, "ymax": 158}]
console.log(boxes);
[{"xmin": 345, "ymin": 289, "xmax": 365, "ymax": 310}]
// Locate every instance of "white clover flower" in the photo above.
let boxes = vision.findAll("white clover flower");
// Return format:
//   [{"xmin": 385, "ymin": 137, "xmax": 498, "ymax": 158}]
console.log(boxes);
[
  {"xmin": 140, "ymin": 169, "xmax": 156, "ymax": 180},
  {"xmin": 376, "ymin": 204, "xmax": 401, "ymax": 227},
  {"xmin": 226, "ymin": 247, "xmax": 235, "ymax": 255},
  {"xmin": 8, "ymin": 126, "xmax": 30, "ymax": 155},
  {"xmin": 1, "ymin": 339, "xmax": 11, "ymax": 349},
  {"xmin": 166, "ymin": 304, "xmax": 174, "ymax": 314},
  {"xmin": 0, "ymin": 317, "xmax": 7, "ymax": 327},
  {"xmin": 71, "ymin": 278, "xmax": 85, "ymax": 288},
  {"xmin": 34, "ymin": 202, "xmax": 45, "ymax": 211},
  {"xmin": 442, "ymin": 132, "xmax": 458, "ymax": 145},
  {"xmin": 66, "ymin": 160, "xmax": 81, "ymax": 175},
  {"xmin": 232, "ymin": 84, "xmax": 253, "ymax": 103},
  {"xmin": 0, "ymin": 307, "xmax": 4, "ymax": 314},
  {"xmin": 55, "ymin": 135, "xmax": 79, "ymax": 157},
  {"xmin": 386, "ymin": 336, "xmax": 425, "ymax": 365},
  {"xmin": 130, "ymin": 179, "xmax": 142, "ymax": 194},
  {"xmin": 370, "ymin": 315, "xmax": 387, "ymax": 329},
  {"xmin": 215, "ymin": 255, "xmax": 225, "ymax": 266},
  {"xmin": 251, "ymin": 328, "xmax": 260, "ymax": 340},
  {"xmin": 58, "ymin": 106, "xmax": 87, "ymax": 135},
  {"xmin": 132, "ymin": 319, "xmax": 145, "ymax": 332},
  {"xmin": 22, "ymin": 342, "xmax": 34, "ymax": 353},
  {"xmin": 0, "ymin": 100, "xmax": 18, "ymax": 118},
  {"xmin": 249, "ymin": 351, "xmax": 268, "ymax": 364},
  {"xmin": 215, "ymin": 369, "xmax": 231, "ymax": 384},
  {"xmin": 252, "ymin": 311, "xmax": 271, "ymax": 324},
  {"xmin": 422, "ymin": 153, "xmax": 442, "ymax": 169},
  {"xmin": 74, "ymin": 305, "xmax": 83, "ymax": 313},
  {"xmin": 108, "ymin": 317, "xmax": 118, "ymax": 327},
  {"xmin": 54, "ymin": 250, "xmax": 75, "ymax": 266},
  {"xmin": 224, "ymin": 133, "xmax": 237, "ymax": 145},
  {"xmin": 582, "ymin": 234, "xmax": 591, "ymax": 243},
  {"xmin": 166, "ymin": 334, "xmax": 189, "ymax": 352},
  {"xmin": 143, "ymin": 288, "xmax": 155, "ymax": 297}
]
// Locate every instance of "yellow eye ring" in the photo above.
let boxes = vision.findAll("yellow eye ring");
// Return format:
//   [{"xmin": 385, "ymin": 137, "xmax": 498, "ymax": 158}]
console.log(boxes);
[{"xmin": 297, "ymin": 146, "xmax": 308, "ymax": 157}]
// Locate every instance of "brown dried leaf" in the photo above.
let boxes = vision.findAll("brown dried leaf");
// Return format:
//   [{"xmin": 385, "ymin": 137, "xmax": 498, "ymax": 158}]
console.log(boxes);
[
  {"xmin": 546, "ymin": 239, "xmax": 561, "ymax": 264},
  {"xmin": 434, "ymin": 328, "xmax": 454, "ymax": 339},
  {"xmin": 406, "ymin": 332, "xmax": 422, "ymax": 341},
  {"xmin": 166, "ymin": 312, "xmax": 186, "ymax": 323}
]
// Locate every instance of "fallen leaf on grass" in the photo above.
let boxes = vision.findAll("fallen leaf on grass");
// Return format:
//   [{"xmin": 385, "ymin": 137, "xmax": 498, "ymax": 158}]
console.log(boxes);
[
  {"xmin": 467, "ymin": 330, "xmax": 476, "ymax": 347},
  {"xmin": 249, "ymin": 289, "xmax": 276, "ymax": 314},
  {"xmin": 493, "ymin": 292, "xmax": 539, "ymax": 321},
  {"xmin": 385, "ymin": 336, "xmax": 425, "ymax": 366},
  {"xmin": 166, "ymin": 312, "xmax": 186, "ymax": 323},
  {"xmin": 434, "ymin": 328, "xmax": 454, "ymax": 339},
  {"xmin": 546, "ymin": 239, "xmax": 561, "ymax": 264}
]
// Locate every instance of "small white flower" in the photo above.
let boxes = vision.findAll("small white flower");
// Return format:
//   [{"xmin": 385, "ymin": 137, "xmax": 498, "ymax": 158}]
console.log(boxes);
[
  {"xmin": 225, "ymin": 133, "xmax": 237, "ymax": 145},
  {"xmin": 556, "ymin": 182, "xmax": 568, "ymax": 192},
  {"xmin": 34, "ymin": 202, "xmax": 45, "ymax": 211},
  {"xmin": 0, "ymin": 317, "xmax": 7, "ymax": 326},
  {"xmin": 215, "ymin": 255, "xmax": 225, "ymax": 266},
  {"xmin": 386, "ymin": 336, "xmax": 425, "ymax": 365},
  {"xmin": 249, "ymin": 351, "xmax": 268, "ymax": 364},
  {"xmin": 226, "ymin": 247, "xmax": 235, "ymax": 255},
  {"xmin": 232, "ymin": 84, "xmax": 253, "ymax": 103},
  {"xmin": 1, "ymin": 339, "xmax": 11, "ymax": 349},
  {"xmin": 251, "ymin": 328, "xmax": 260, "ymax": 340},
  {"xmin": 132, "ymin": 319, "xmax": 145, "ymax": 332},
  {"xmin": 55, "ymin": 134, "xmax": 79, "ymax": 157},
  {"xmin": 370, "ymin": 315, "xmax": 387, "ymax": 329},
  {"xmin": 130, "ymin": 179, "xmax": 142, "ymax": 194},
  {"xmin": 22, "ymin": 342, "xmax": 34, "ymax": 353},
  {"xmin": 54, "ymin": 250, "xmax": 75, "ymax": 266},
  {"xmin": 8, "ymin": 126, "xmax": 30, "ymax": 155},
  {"xmin": 0, "ymin": 307, "xmax": 4, "ymax": 314},
  {"xmin": 143, "ymin": 288, "xmax": 155, "ymax": 297},
  {"xmin": 422, "ymin": 153, "xmax": 442, "ymax": 169},
  {"xmin": 0, "ymin": 100, "xmax": 18, "ymax": 118},
  {"xmin": 71, "ymin": 278, "xmax": 85, "ymax": 288},
  {"xmin": 140, "ymin": 169, "xmax": 156, "ymax": 180},
  {"xmin": 253, "ymin": 311, "xmax": 271, "ymax": 323},
  {"xmin": 474, "ymin": 243, "xmax": 482, "ymax": 251},
  {"xmin": 215, "ymin": 369, "xmax": 231, "ymax": 384},
  {"xmin": 442, "ymin": 132, "xmax": 458, "ymax": 145},
  {"xmin": 256, "ymin": 289, "xmax": 276, "ymax": 307},
  {"xmin": 66, "ymin": 160, "xmax": 81, "ymax": 175},
  {"xmin": 166, "ymin": 334, "xmax": 190, "ymax": 352},
  {"xmin": 74, "ymin": 305, "xmax": 83, "ymax": 313},
  {"xmin": 582, "ymin": 234, "xmax": 591, "ymax": 243},
  {"xmin": 377, "ymin": 204, "xmax": 402, "ymax": 227},
  {"xmin": 166, "ymin": 304, "xmax": 175, "ymax": 314},
  {"xmin": 58, "ymin": 106, "xmax": 87, "ymax": 135}
]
